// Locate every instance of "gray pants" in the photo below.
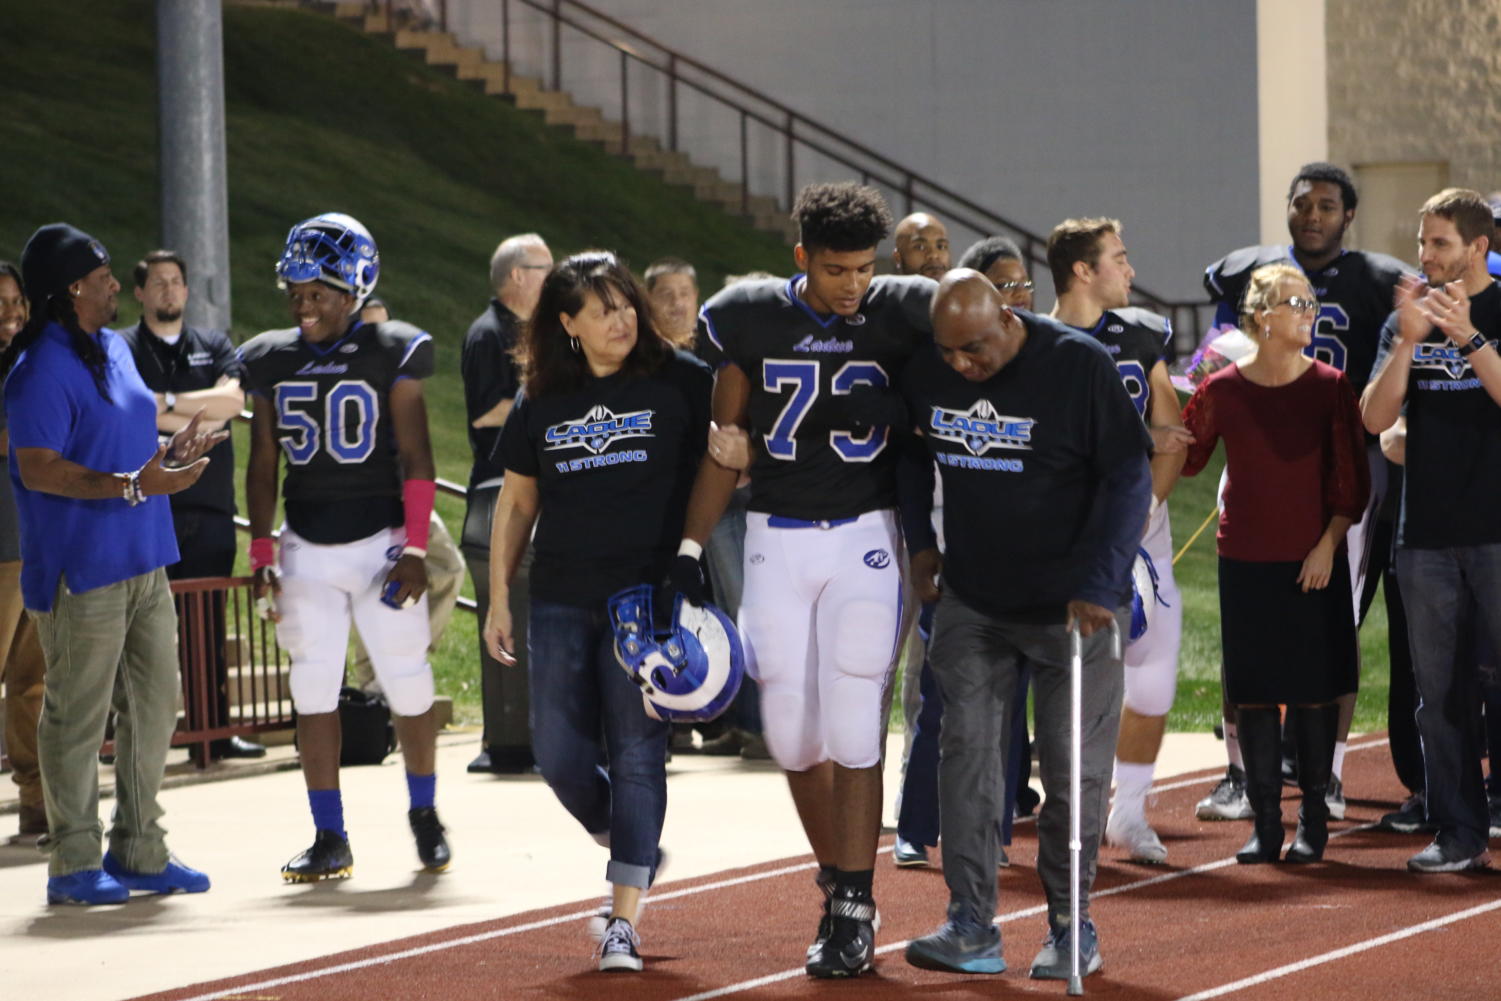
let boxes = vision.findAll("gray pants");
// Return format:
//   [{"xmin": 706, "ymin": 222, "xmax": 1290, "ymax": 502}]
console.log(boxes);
[
  {"xmin": 31, "ymin": 569, "xmax": 180, "ymax": 876},
  {"xmin": 928, "ymin": 591, "xmax": 1124, "ymax": 928}
]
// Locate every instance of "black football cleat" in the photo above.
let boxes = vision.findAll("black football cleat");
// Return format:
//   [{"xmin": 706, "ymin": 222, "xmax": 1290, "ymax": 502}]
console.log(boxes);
[
  {"xmin": 409, "ymin": 806, "xmax": 451, "ymax": 872},
  {"xmin": 282, "ymin": 829, "xmax": 353, "ymax": 883},
  {"xmin": 805, "ymin": 890, "xmax": 876, "ymax": 978}
]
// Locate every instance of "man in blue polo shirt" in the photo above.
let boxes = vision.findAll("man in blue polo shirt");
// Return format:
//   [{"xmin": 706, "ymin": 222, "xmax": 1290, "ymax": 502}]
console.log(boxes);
[
  {"xmin": 2, "ymin": 223, "xmax": 221, "ymax": 906},
  {"xmin": 899, "ymin": 271, "xmax": 1151, "ymax": 980}
]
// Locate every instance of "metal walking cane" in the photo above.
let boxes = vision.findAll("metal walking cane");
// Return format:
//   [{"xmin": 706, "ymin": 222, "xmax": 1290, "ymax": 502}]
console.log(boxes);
[{"xmin": 1067, "ymin": 615, "xmax": 1121, "ymax": 996}]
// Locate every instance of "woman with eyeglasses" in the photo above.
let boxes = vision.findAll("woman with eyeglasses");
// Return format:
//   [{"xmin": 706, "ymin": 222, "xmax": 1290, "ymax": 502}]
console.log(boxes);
[
  {"xmin": 1181, "ymin": 262, "xmax": 1370, "ymax": 866},
  {"xmin": 482, "ymin": 252, "xmax": 715, "ymax": 973}
]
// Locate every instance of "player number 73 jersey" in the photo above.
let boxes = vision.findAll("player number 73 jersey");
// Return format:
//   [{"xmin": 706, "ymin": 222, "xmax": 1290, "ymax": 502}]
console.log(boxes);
[{"xmin": 698, "ymin": 274, "xmax": 934, "ymax": 522}]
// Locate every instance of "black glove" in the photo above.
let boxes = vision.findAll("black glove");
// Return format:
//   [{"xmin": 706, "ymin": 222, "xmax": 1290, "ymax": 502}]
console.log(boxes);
[
  {"xmin": 665, "ymin": 553, "xmax": 709, "ymax": 607},
  {"xmin": 841, "ymin": 386, "xmax": 909, "ymax": 429}
]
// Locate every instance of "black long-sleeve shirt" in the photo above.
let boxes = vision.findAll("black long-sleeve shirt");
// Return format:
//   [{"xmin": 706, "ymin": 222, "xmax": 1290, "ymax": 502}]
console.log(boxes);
[{"xmin": 898, "ymin": 310, "xmax": 1152, "ymax": 620}]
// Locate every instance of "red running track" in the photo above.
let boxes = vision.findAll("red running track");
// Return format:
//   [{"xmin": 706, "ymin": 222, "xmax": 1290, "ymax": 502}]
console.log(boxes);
[{"xmin": 132, "ymin": 736, "xmax": 1500, "ymax": 1001}]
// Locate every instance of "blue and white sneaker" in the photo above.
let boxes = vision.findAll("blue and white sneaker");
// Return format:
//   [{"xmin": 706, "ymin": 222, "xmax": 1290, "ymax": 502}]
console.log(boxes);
[
  {"xmin": 906, "ymin": 915, "xmax": 1005, "ymax": 974},
  {"xmin": 1029, "ymin": 918, "xmax": 1103, "ymax": 980},
  {"xmin": 892, "ymin": 836, "xmax": 930, "ymax": 867}
]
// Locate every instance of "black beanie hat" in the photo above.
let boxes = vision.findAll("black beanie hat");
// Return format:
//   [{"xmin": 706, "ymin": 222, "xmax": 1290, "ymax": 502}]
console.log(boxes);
[{"xmin": 20, "ymin": 223, "xmax": 110, "ymax": 308}]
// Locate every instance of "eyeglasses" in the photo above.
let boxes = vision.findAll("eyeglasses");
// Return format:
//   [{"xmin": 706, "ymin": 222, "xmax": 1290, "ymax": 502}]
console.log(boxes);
[
  {"xmin": 1273, "ymin": 296, "xmax": 1319, "ymax": 314},
  {"xmin": 996, "ymin": 280, "xmax": 1034, "ymax": 293}
]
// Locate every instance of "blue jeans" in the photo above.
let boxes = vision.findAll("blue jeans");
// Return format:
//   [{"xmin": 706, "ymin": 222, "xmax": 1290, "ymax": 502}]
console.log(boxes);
[
  {"xmin": 528, "ymin": 600, "xmax": 668, "ymax": 889},
  {"xmin": 705, "ymin": 491, "xmax": 761, "ymax": 735},
  {"xmin": 1395, "ymin": 544, "xmax": 1501, "ymax": 855}
]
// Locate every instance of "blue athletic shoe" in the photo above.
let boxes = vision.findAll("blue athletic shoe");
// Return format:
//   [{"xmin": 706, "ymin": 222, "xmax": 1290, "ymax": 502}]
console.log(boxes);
[
  {"xmin": 906, "ymin": 916, "xmax": 1006, "ymax": 974},
  {"xmin": 103, "ymin": 852, "xmax": 211, "ymax": 894},
  {"xmin": 46, "ymin": 869, "xmax": 129, "ymax": 906}
]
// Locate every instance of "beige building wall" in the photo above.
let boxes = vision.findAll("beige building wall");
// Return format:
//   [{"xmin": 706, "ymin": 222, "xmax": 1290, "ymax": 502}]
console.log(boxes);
[
  {"xmin": 1328, "ymin": 0, "xmax": 1501, "ymax": 207},
  {"xmin": 1257, "ymin": 0, "xmax": 1329, "ymax": 245}
]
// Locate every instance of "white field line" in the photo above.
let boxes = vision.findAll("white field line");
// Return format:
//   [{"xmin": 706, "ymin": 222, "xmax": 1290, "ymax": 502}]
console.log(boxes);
[{"xmin": 1174, "ymin": 896, "xmax": 1501, "ymax": 1001}]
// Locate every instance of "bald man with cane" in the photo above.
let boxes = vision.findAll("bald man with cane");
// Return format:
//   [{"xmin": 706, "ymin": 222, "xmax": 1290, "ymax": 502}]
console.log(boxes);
[{"xmin": 897, "ymin": 271, "xmax": 1150, "ymax": 983}]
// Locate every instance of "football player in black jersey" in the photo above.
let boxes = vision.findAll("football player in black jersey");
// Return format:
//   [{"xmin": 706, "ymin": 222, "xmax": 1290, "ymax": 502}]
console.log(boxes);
[
  {"xmin": 1048, "ymin": 218, "xmax": 1190, "ymax": 865},
  {"xmin": 243, "ymin": 214, "xmax": 450, "ymax": 882},
  {"xmin": 892, "ymin": 212, "xmax": 952, "ymax": 281},
  {"xmin": 1201, "ymin": 163, "xmax": 1415, "ymax": 825},
  {"xmin": 676, "ymin": 183, "xmax": 934, "ymax": 978}
]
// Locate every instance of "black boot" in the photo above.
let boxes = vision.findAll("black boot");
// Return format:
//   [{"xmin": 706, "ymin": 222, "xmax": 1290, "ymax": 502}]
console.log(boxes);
[
  {"xmin": 1286, "ymin": 703, "xmax": 1337, "ymax": 863},
  {"xmin": 1235, "ymin": 707, "xmax": 1284, "ymax": 864}
]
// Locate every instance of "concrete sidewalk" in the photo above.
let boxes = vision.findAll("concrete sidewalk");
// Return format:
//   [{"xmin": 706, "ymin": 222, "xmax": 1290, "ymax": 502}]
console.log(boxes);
[{"xmin": 0, "ymin": 728, "xmax": 1226, "ymax": 1001}]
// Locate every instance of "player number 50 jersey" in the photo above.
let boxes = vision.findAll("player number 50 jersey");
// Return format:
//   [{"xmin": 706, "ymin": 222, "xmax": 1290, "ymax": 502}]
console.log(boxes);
[{"xmin": 239, "ymin": 319, "xmax": 434, "ymax": 503}]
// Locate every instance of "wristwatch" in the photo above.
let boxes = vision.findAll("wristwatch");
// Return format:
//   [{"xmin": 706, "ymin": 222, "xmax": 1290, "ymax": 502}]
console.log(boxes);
[
  {"xmin": 164, "ymin": 391, "xmax": 177, "ymax": 413},
  {"xmin": 1457, "ymin": 331, "xmax": 1491, "ymax": 356}
]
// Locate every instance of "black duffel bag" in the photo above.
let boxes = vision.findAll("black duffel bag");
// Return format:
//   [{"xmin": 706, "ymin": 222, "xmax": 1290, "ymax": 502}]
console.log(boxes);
[{"xmin": 294, "ymin": 686, "xmax": 397, "ymax": 765}]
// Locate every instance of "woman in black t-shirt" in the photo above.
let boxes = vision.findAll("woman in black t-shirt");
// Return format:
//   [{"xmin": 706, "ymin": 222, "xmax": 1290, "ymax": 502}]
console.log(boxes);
[{"xmin": 483, "ymin": 253, "xmax": 712, "ymax": 973}]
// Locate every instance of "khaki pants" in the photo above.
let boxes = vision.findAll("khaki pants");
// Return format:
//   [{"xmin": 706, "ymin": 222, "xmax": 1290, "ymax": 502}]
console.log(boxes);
[
  {"xmin": 0, "ymin": 561, "xmax": 45, "ymax": 818},
  {"xmin": 32, "ymin": 569, "xmax": 180, "ymax": 876}
]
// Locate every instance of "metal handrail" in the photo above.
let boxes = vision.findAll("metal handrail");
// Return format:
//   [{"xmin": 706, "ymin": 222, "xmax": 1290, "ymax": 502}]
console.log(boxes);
[
  {"xmin": 487, "ymin": 0, "xmax": 1210, "ymax": 336},
  {"xmin": 339, "ymin": 0, "xmax": 1210, "ymax": 340}
]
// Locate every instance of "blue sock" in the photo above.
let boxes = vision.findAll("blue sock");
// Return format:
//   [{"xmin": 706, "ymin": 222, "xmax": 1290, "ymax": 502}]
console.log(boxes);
[
  {"xmin": 406, "ymin": 771, "xmax": 436, "ymax": 810},
  {"xmin": 308, "ymin": 789, "xmax": 345, "ymax": 840}
]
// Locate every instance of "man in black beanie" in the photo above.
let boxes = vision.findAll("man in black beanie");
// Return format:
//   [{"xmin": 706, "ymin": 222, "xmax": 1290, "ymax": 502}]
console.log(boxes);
[{"xmin": 2, "ymin": 223, "xmax": 222, "ymax": 905}]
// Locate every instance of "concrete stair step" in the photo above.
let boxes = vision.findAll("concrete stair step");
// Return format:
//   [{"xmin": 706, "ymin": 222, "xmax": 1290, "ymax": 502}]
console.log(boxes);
[{"xmin": 328, "ymin": 2, "xmax": 796, "ymax": 245}]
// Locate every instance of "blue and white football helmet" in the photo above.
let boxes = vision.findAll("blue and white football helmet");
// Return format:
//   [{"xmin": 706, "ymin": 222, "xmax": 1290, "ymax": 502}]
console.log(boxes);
[
  {"xmin": 607, "ymin": 584, "xmax": 745, "ymax": 723},
  {"xmin": 1129, "ymin": 547, "xmax": 1169, "ymax": 642},
  {"xmin": 275, "ymin": 212, "xmax": 380, "ymax": 302}
]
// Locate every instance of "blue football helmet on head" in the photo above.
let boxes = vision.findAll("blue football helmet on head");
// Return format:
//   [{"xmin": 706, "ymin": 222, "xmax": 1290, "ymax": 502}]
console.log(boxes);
[
  {"xmin": 1129, "ymin": 547, "xmax": 1168, "ymax": 641},
  {"xmin": 275, "ymin": 212, "xmax": 379, "ymax": 303},
  {"xmin": 607, "ymin": 584, "xmax": 745, "ymax": 723}
]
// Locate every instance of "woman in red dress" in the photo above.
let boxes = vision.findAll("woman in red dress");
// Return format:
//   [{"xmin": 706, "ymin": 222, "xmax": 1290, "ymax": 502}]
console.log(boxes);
[{"xmin": 1182, "ymin": 263, "xmax": 1370, "ymax": 864}]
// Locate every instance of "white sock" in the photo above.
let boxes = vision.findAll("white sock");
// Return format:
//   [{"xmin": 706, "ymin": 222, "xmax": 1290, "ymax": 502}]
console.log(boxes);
[
  {"xmin": 1332, "ymin": 741, "xmax": 1347, "ymax": 780},
  {"xmin": 1113, "ymin": 761, "xmax": 1155, "ymax": 816},
  {"xmin": 1224, "ymin": 721, "xmax": 1244, "ymax": 771}
]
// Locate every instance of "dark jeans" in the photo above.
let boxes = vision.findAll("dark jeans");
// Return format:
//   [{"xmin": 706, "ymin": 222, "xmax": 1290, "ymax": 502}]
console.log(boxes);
[
  {"xmin": 1356, "ymin": 513, "xmax": 1423, "ymax": 794},
  {"xmin": 705, "ymin": 487, "xmax": 761, "ymax": 736},
  {"xmin": 528, "ymin": 599, "xmax": 668, "ymax": 889},
  {"xmin": 1395, "ymin": 544, "xmax": 1501, "ymax": 855},
  {"xmin": 166, "ymin": 507, "xmax": 235, "ymax": 761}
]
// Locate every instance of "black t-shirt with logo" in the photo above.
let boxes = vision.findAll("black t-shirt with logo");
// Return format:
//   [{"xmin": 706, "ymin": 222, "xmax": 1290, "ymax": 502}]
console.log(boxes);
[
  {"xmin": 698, "ymin": 274, "xmax": 935, "ymax": 521},
  {"xmin": 1374, "ymin": 282, "xmax": 1501, "ymax": 549},
  {"xmin": 120, "ymin": 322, "xmax": 244, "ymax": 515},
  {"xmin": 1063, "ymin": 306, "xmax": 1170, "ymax": 420},
  {"xmin": 498, "ymin": 351, "xmax": 712, "ymax": 606},
  {"xmin": 1204, "ymin": 245, "xmax": 1410, "ymax": 394},
  {"xmin": 240, "ymin": 319, "xmax": 434, "ymax": 544},
  {"xmin": 900, "ymin": 310, "xmax": 1152, "ymax": 618}
]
